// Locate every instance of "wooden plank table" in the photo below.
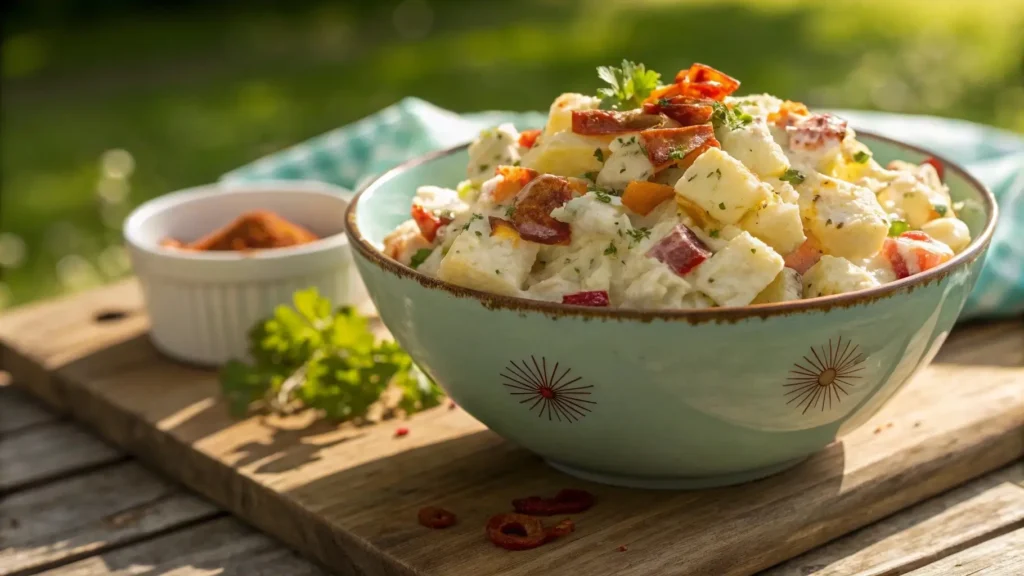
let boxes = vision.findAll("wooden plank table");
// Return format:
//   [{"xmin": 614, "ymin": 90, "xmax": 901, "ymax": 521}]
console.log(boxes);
[{"xmin": 1, "ymin": 282, "xmax": 1023, "ymax": 575}]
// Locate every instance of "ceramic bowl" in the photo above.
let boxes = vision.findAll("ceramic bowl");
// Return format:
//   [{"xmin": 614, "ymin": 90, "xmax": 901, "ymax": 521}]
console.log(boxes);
[
  {"xmin": 125, "ymin": 180, "xmax": 370, "ymax": 366},
  {"xmin": 345, "ymin": 133, "xmax": 997, "ymax": 489}
]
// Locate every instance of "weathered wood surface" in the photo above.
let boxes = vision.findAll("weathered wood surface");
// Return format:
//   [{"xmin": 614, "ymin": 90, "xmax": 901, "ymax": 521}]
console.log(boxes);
[
  {"xmin": 0, "ymin": 460, "xmax": 220, "ymax": 576},
  {"xmin": 0, "ymin": 376, "xmax": 57, "ymax": 434},
  {"xmin": 904, "ymin": 528, "xmax": 1024, "ymax": 575},
  {"xmin": 1, "ymin": 280, "xmax": 1022, "ymax": 576},
  {"xmin": 762, "ymin": 462, "xmax": 1024, "ymax": 575},
  {"xmin": 40, "ymin": 517, "xmax": 326, "ymax": 576},
  {"xmin": 0, "ymin": 421, "xmax": 124, "ymax": 494}
]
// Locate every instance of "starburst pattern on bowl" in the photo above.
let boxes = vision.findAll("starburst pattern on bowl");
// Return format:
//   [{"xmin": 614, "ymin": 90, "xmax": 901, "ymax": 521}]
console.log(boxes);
[
  {"xmin": 500, "ymin": 356, "xmax": 595, "ymax": 423},
  {"xmin": 785, "ymin": 336, "xmax": 866, "ymax": 414}
]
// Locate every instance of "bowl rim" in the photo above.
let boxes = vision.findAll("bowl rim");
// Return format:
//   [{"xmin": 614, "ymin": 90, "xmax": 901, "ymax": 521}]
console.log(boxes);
[
  {"xmin": 124, "ymin": 180, "xmax": 352, "ymax": 263},
  {"xmin": 345, "ymin": 130, "xmax": 998, "ymax": 321}
]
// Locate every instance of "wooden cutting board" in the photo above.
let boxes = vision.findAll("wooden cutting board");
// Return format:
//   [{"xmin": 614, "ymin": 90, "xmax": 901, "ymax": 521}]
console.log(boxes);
[{"xmin": 1, "ymin": 280, "xmax": 1022, "ymax": 576}]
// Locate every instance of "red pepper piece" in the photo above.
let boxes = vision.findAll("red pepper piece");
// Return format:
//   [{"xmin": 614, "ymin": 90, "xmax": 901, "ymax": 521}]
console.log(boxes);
[
  {"xmin": 646, "ymin": 224, "xmax": 712, "ymax": 276},
  {"xmin": 511, "ymin": 175, "xmax": 574, "ymax": 245},
  {"xmin": 485, "ymin": 513, "xmax": 550, "ymax": 550},
  {"xmin": 394, "ymin": 427, "xmax": 410, "ymax": 437},
  {"xmin": 642, "ymin": 96, "xmax": 715, "ymax": 127},
  {"xmin": 561, "ymin": 291, "xmax": 610, "ymax": 307},
  {"xmin": 418, "ymin": 506, "xmax": 456, "ymax": 529},
  {"xmin": 512, "ymin": 488, "xmax": 596, "ymax": 516},
  {"xmin": 411, "ymin": 203, "xmax": 452, "ymax": 243},
  {"xmin": 640, "ymin": 125, "xmax": 719, "ymax": 172},
  {"xmin": 571, "ymin": 109, "xmax": 668, "ymax": 135},
  {"xmin": 922, "ymin": 157, "xmax": 944, "ymax": 181},
  {"xmin": 783, "ymin": 238, "xmax": 824, "ymax": 275},
  {"xmin": 518, "ymin": 129, "xmax": 542, "ymax": 149}
]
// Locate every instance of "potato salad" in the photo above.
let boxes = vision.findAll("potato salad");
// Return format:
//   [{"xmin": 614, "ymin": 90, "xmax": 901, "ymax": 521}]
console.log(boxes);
[{"xmin": 383, "ymin": 61, "xmax": 971, "ymax": 309}]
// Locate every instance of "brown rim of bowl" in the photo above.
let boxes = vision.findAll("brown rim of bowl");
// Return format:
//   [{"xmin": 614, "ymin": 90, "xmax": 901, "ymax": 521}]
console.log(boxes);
[{"xmin": 345, "ymin": 129, "xmax": 998, "ymax": 321}]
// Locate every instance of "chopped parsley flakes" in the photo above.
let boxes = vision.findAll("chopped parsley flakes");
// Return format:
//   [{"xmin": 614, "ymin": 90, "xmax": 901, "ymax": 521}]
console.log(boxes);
[
  {"xmin": 409, "ymin": 248, "xmax": 433, "ymax": 270},
  {"xmin": 888, "ymin": 219, "xmax": 910, "ymax": 237},
  {"xmin": 604, "ymin": 242, "xmax": 618, "ymax": 256},
  {"xmin": 594, "ymin": 148, "xmax": 605, "ymax": 162},
  {"xmin": 934, "ymin": 204, "xmax": 948, "ymax": 217},
  {"xmin": 627, "ymin": 227, "xmax": 651, "ymax": 245},
  {"xmin": 780, "ymin": 168, "xmax": 806, "ymax": 185},
  {"xmin": 853, "ymin": 151, "xmax": 871, "ymax": 164}
]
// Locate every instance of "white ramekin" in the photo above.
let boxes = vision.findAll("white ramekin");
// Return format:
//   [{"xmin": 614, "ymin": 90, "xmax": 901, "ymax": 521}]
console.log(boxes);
[{"xmin": 124, "ymin": 180, "xmax": 370, "ymax": 366}]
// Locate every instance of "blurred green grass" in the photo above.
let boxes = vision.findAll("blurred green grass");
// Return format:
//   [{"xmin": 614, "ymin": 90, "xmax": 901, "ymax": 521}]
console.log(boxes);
[{"xmin": 2, "ymin": 0, "xmax": 1023, "ymax": 309}]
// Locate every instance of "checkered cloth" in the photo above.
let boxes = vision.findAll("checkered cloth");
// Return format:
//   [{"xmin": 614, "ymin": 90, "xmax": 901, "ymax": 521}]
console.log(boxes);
[{"xmin": 222, "ymin": 97, "xmax": 1024, "ymax": 320}]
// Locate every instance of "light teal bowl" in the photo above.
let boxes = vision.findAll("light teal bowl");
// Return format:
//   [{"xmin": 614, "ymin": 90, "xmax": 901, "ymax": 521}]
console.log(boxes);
[{"xmin": 345, "ymin": 132, "xmax": 997, "ymax": 489}]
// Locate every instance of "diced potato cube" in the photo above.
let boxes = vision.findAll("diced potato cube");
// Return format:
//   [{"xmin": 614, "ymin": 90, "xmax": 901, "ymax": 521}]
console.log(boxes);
[
  {"xmin": 597, "ymin": 133, "xmax": 655, "ymax": 191},
  {"xmin": 720, "ymin": 120, "xmax": 789, "ymax": 178},
  {"xmin": 675, "ymin": 147, "xmax": 773, "ymax": 225},
  {"xmin": 753, "ymin": 267, "xmax": 802, "ymax": 304},
  {"xmin": 467, "ymin": 124, "xmax": 520, "ymax": 184},
  {"xmin": 544, "ymin": 93, "xmax": 602, "ymax": 137},
  {"xmin": 877, "ymin": 173, "xmax": 952, "ymax": 229},
  {"xmin": 799, "ymin": 175, "xmax": 888, "ymax": 260},
  {"xmin": 551, "ymin": 193, "xmax": 632, "ymax": 238},
  {"xmin": 437, "ymin": 218, "xmax": 539, "ymax": 297},
  {"xmin": 739, "ymin": 200, "xmax": 806, "ymax": 255},
  {"xmin": 690, "ymin": 231, "xmax": 784, "ymax": 307},
  {"xmin": 802, "ymin": 255, "xmax": 879, "ymax": 298},
  {"xmin": 921, "ymin": 217, "xmax": 971, "ymax": 253},
  {"xmin": 520, "ymin": 132, "xmax": 606, "ymax": 178}
]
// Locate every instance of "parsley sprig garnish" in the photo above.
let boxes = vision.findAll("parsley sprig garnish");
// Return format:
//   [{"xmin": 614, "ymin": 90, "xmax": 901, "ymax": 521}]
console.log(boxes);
[
  {"xmin": 596, "ymin": 60, "xmax": 661, "ymax": 110},
  {"xmin": 220, "ymin": 288, "xmax": 443, "ymax": 421}
]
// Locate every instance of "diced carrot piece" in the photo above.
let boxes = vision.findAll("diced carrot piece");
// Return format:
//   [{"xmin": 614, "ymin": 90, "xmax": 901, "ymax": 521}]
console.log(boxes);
[
  {"xmin": 622, "ymin": 181, "xmax": 676, "ymax": 216},
  {"xmin": 768, "ymin": 100, "xmax": 810, "ymax": 127},
  {"xmin": 493, "ymin": 166, "xmax": 539, "ymax": 203},
  {"xmin": 518, "ymin": 129, "xmax": 542, "ymax": 149},
  {"xmin": 488, "ymin": 216, "xmax": 521, "ymax": 246}
]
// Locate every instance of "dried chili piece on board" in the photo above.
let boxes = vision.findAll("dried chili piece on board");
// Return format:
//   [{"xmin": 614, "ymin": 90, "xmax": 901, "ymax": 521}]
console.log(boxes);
[
  {"xmin": 512, "ymin": 488, "xmax": 596, "ymax": 516},
  {"xmin": 418, "ymin": 506, "xmax": 457, "ymax": 529},
  {"xmin": 485, "ymin": 513, "xmax": 550, "ymax": 550}
]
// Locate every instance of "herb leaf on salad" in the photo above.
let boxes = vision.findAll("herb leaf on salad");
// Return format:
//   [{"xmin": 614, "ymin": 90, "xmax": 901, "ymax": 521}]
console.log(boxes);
[
  {"xmin": 597, "ymin": 60, "xmax": 661, "ymax": 110},
  {"xmin": 220, "ymin": 288, "xmax": 443, "ymax": 421}
]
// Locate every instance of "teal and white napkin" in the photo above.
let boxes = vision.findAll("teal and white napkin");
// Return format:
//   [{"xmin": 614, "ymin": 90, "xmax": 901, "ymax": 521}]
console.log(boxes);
[{"xmin": 222, "ymin": 97, "xmax": 1024, "ymax": 320}]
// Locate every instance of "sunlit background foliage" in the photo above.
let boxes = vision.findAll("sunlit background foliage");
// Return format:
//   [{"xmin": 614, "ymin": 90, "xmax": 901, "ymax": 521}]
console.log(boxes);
[{"xmin": 2, "ymin": 0, "xmax": 1023, "ymax": 309}]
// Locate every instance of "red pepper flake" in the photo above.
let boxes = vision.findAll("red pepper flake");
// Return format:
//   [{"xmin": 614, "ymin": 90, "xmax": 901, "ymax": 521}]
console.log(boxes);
[
  {"xmin": 618, "ymin": 545, "xmax": 628, "ymax": 552},
  {"xmin": 922, "ymin": 156, "xmax": 944, "ymax": 181},
  {"xmin": 547, "ymin": 518, "xmax": 575, "ymax": 538},
  {"xmin": 394, "ymin": 427, "xmax": 409, "ymax": 438},
  {"xmin": 485, "ymin": 513, "xmax": 550, "ymax": 550},
  {"xmin": 448, "ymin": 400, "xmax": 458, "ymax": 410},
  {"xmin": 561, "ymin": 290, "xmax": 610, "ymax": 307},
  {"xmin": 418, "ymin": 506, "xmax": 457, "ymax": 529},
  {"xmin": 512, "ymin": 488, "xmax": 596, "ymax": 516}
]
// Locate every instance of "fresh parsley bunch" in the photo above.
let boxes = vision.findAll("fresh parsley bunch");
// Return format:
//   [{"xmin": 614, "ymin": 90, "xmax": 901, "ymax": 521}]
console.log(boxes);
[
  {"xmin": 597, "ymin": 60, "xmax": 661, "ymax": 110},
  {"xmin": 220, "ymin": 288, "xmax": 443, "ymax": 421}
]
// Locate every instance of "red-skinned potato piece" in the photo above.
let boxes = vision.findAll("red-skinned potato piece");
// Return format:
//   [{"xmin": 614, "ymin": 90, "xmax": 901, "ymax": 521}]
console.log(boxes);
[
  {"xmin": 518, "ymin": 129, "xmax": 542, "ymax": 149},
  {"xmin": 410, "ymin": 203, "xmax": 451, "ymax": 243},
  {"xmin": 647, "ymin": 224, "xmax": 712, "ymax": 276},
  {"xmin": 784, "ymin": 237, "xmax": 824, "ymax": 275},
  {"xmin": 571, "ymin": 109, "xmax": 668, "ymax": 135},
  {"xmin": 511, "ymin": 175, "xmax": 574, "ymax": 245},
  {"xmin": 675, "ymin": 63, "xmax": 741, "ymax": 101},
  {"xmin": 561, "ymin": 291, "xmax": 610, "ymax": 307},
  {"xmin": 642, "ymin": 96, "xmax": 715, "ymax": 127},
  {"xmin": 883, "ymin": 238, "xmax": 911, "ymax": 280},
  {"xmin": 640, "ymin": 125, "xmax": 719, "ymax": 172},
  {"xmin": 885, "ymin": 231, "xmax": 952, "ymax": 279}
]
